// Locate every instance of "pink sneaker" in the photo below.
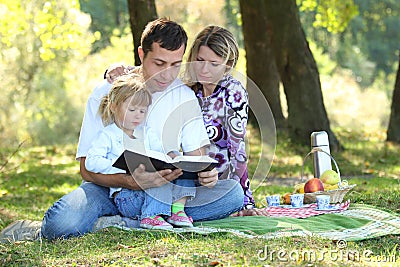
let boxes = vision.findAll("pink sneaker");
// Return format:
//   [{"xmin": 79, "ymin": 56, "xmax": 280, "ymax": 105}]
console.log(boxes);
[
  {"xmin": 140, "ymin": 215, "xmax": 173, "ymax": 230},
  {"xmin": 167, "ymin": 211, "xmax": 193, "ymax": 227}
]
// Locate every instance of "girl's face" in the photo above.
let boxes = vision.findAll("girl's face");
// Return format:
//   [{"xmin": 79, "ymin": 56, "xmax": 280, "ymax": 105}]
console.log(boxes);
[
  {"xmin": 114, "ymin": 97, "xmax": 147, "ymax": 135},
  {"xmin": 194, "ymin": 45, "xmax": 227, "ymax": 93}
]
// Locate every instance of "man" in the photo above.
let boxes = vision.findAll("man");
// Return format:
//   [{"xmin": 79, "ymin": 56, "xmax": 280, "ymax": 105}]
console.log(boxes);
[{"xmin": 0, "ymin": 18, "xmax": 244, "ymax": 242}]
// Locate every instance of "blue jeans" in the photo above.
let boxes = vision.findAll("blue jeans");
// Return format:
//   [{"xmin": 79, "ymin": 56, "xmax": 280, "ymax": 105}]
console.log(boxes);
[
  {"xmin": 41, "ymin": 179, "xmax": 243, "ymax": 240},
  {"xmin": 115, "ymin": 178, "xmax": 196, "ymax": 219}
]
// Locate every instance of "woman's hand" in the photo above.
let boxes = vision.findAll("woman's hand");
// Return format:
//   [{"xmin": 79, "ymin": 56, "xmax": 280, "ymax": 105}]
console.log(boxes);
[
  {"xmin": 198, "ymin": 168, "xmax": 218, "ymax": 188},
  {"xmin": 230, "ymin": 208, "xmax": 269, "ymax": 217}
]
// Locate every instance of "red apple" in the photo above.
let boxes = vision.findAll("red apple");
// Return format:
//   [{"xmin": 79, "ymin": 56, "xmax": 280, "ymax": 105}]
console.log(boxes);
[{"xmin": 304, "ymin": 178, "xmax": 324, "ymax": 193}]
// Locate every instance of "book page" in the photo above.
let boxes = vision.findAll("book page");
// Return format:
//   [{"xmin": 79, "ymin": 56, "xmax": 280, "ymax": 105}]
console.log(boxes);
[
  {"xmin": 113, "ymin": 149, "xmax": 218, "ymax": 175},
  {"xmin": 172, "ymin": 155, "xmax": 218, "ymax": 163},
  {"xmin": 126, "ymin": 149, "xmax": 173, "ymax": 163}
]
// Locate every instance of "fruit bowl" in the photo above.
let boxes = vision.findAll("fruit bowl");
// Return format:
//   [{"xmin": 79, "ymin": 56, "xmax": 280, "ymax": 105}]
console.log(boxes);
[
  {"xmin": 303, "ymin": 183, "xmax": 356, "ymax": 204},
  {"xmin": 301, "ymin": 148, "xmax": 356, "ymax": 204}
]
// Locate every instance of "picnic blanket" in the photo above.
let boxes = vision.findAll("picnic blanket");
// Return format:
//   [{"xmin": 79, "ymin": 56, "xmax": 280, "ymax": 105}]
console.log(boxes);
[
  {"xmin": 264, "ymin": 200, "xmax": 350, "ymax": 218},
  {"xmin": 122, "ymin": 203, "xmax": 400, "ymax": 241}
]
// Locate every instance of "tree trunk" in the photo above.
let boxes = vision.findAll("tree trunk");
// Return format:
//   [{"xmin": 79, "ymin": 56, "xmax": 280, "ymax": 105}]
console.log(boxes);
[
  {"xmin": 264, "ymin": 0, "xmax": 341, "ymax": 150},
  {"xmin": 386, "ymin": 53, "xmax": 400, "ymax": 143},
  {"xmin": 126, "ymin": 0, "xmax": 157, "ymax": 65},
  {"xmin": 239, "ymin": 0, "xmax": 286, "ymax": 129}
]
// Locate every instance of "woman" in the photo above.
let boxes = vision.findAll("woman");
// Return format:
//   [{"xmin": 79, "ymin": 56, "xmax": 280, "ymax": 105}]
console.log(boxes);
[{"xmin": 185, "ymin": 26, "xmax": 257, "ymax": 211}]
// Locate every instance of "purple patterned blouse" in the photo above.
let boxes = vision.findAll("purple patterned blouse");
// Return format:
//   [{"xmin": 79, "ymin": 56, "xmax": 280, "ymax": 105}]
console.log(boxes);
[{"xmin": 195, "ymin": 75, "xmax": 255, "ymax": 207}]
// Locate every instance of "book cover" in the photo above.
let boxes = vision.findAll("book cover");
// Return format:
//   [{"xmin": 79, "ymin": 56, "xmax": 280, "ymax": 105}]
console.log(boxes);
[{"xmin": 112, "ymin": 149, "xmax": 218, "ymax": 179}]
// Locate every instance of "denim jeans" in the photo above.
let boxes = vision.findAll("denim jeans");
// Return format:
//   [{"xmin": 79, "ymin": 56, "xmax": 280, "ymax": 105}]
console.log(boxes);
[
  {"xmin": 41, "ymin": 179, "xmax": 243, "ymax": 240},
  {"xmin": 115, "ymin": 178, "xmax": 196, "ymax": 219}
]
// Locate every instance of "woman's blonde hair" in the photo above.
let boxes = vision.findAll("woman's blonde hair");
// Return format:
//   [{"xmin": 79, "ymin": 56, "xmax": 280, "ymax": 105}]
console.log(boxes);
[
  {"xmin": 185, "ymin": 25, "xmax": 239, "ymax": 90},
  {"xmin": 188, "ymin": 25, "xmax": 238, "ymax": 67},
  {"xmin": 99, "ymin": 74, "xmax": 151, "ymax": 126}
]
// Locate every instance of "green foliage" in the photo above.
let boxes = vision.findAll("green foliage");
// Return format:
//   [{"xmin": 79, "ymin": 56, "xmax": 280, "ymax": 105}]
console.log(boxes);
[
  {"xmin": 300, "ymin": 0, "xmax": 400, "ymax": 88},
  {"xmin": 298, "ymin": 0, "xmax": 359, "ymax": 33},
  {"xmin": 0, "ymin": 0, "xmax": 95, "ymax": 146},
  {"xmin": 79, "ymin": 0, "xmax": 129, "ymax": 52},
  {"xmin": 335, "ymin": 31, "xmax": 377, "ymax": 88},
  {"xmin": 309, "ymin": 41, "xmax": 337, "ymax": 75},
  {"xmin": 1, "ymin": 0, "xmax": 94, "ymax": 60},
  {"xmin": 223, "ymin": 0, "xmax": 243, "ymax": 47},
  {"xmin": 351, "ymin": 0, "xmax": 400, "ymax": 76}
]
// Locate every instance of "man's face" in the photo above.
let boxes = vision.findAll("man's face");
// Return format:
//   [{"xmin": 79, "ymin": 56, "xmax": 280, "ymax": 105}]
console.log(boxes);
[{"xmin": 139, "ymin": 42, "xmax": 185, "ymax": 93}]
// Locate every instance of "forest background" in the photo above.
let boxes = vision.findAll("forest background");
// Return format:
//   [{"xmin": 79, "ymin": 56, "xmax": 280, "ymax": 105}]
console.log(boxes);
[
  {"xmin": 0, "ymin": 0, "xmax": 399, "ymax": 148},
  {"xmin": 1, "ymin": 2, "xmax": 400, "ymax": 265}
]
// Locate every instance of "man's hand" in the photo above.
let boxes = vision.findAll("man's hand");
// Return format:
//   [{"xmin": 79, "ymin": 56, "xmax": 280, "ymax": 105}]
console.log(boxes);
[
  {"xmin": 198, "ymin": 168, "xmax": 218, "ymax": 188},
  {"xmin": 127, "ymin": 164, "xmax": 183, "ymax": 190},
  {"xmin": 230, "ymin": 208, "xmax": 269, "ymax": 217}
]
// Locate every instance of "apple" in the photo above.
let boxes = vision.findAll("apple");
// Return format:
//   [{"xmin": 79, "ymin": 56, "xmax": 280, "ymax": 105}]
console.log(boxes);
[
  {"xmin": 304, "ymin": 178, "xmax": 324, "ymax": 193},
  {"xmin": 320, "ymin": 169, "xmax": 340, "ymax": 185}
]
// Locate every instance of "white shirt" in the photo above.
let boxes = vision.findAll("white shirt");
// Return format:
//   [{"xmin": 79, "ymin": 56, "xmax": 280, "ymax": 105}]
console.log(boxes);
[
  {"xmin": 145, "ymin": 79, "xmax": 210, "ymax": 153},
  {"xmin": 85, "ymin": 123, "xmax": 161, "ymax": 196},
  {"xmin": 76, "ymin": 80, "xmax": 111, "ymax": 160},
  {"xmin": 85, "ymin": 123, "xmax": 162, "ymax": 174}
]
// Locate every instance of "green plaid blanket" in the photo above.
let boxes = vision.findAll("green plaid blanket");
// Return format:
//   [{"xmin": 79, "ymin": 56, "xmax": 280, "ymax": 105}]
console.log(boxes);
[
  {"xmin": 191, "ymin": 204, "xmax": 400, "ymax": 241},
  {"xmin": 126, "ymin": 204, "xmax": 400, "ymax": 242}
]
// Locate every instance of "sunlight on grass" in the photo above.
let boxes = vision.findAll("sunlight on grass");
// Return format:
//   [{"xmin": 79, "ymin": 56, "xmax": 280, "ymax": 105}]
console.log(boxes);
[{"xmin": 49, "ymin": 183, "xmax": 81, "ymax": 195}]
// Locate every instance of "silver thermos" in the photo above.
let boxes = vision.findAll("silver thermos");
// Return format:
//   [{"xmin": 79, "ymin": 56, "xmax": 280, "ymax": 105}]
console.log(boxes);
[{"xmin": 311, "ymin": 131, "xmax": 332, "ymax": 178}]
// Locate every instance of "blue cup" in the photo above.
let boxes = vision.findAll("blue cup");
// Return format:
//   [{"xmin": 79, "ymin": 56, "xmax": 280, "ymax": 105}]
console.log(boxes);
[
  {"xmin": 290, "ymin": 194, "xmax": 304, "ymax": 208},
  {"xmin": 266, "ymin": 195, "xmax": 280, "ymax": 206},
  {"xmin": 316, "ymin": 195, "xmax": 330, "ymax": 210}
]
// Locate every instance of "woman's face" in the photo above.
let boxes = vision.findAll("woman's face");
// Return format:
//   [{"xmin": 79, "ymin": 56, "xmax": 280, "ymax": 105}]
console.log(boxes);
[{"xmin": 194, "ymin": 45, "xmax": 227, "ymax": 92}]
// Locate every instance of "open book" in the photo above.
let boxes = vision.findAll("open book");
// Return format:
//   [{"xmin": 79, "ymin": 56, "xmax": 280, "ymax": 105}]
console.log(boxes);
[{"xmin": 112, "ymin": 149, "xmax": 218, "ymax": 179}]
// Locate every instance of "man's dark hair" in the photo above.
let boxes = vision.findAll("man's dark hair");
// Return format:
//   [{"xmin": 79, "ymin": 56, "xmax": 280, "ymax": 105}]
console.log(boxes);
[{"xmin": 141, "ymin": 18, "xmax": 188, "ymax": 57}]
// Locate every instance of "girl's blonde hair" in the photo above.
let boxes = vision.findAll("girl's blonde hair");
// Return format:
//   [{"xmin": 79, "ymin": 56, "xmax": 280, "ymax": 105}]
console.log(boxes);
[
  {"xmin": 99, "ymin": 74, "xmax": 152, "ymax": 126},
  {"xmin": 185, "ymin": 25, "xmax": 239, "ymax": 91}
]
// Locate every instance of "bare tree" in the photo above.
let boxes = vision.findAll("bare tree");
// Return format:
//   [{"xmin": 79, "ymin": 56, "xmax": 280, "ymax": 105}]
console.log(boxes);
[
  {"xmin": 127, "ymin": 0, "xmax": 157, "ymax": 65},
  {"xmin": 386, "ymin": 52, "xmax": 400, "ymax": 143},
  {"xmin": 262, "ymin": 0, "xmax": 340, "ymax": 150},
  {"xmin": 239, "ymin": 0, "xmax": 286, "ymax": 129}
]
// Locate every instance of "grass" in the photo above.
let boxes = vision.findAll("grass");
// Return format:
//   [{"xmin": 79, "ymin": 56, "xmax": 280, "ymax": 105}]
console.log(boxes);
[{"xmin": 0, "ymin": 129, "xmax": 399, "ymax": 266}]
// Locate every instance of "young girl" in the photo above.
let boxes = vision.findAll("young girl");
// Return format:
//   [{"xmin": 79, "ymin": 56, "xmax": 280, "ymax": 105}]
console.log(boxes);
[
  {"xmin": 185, "ymin": 26, "xmax": 255, "ymax": 209},
  {"xmin": 85, "ymin": 74, "xmax": 195, "ymax": 229}
]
